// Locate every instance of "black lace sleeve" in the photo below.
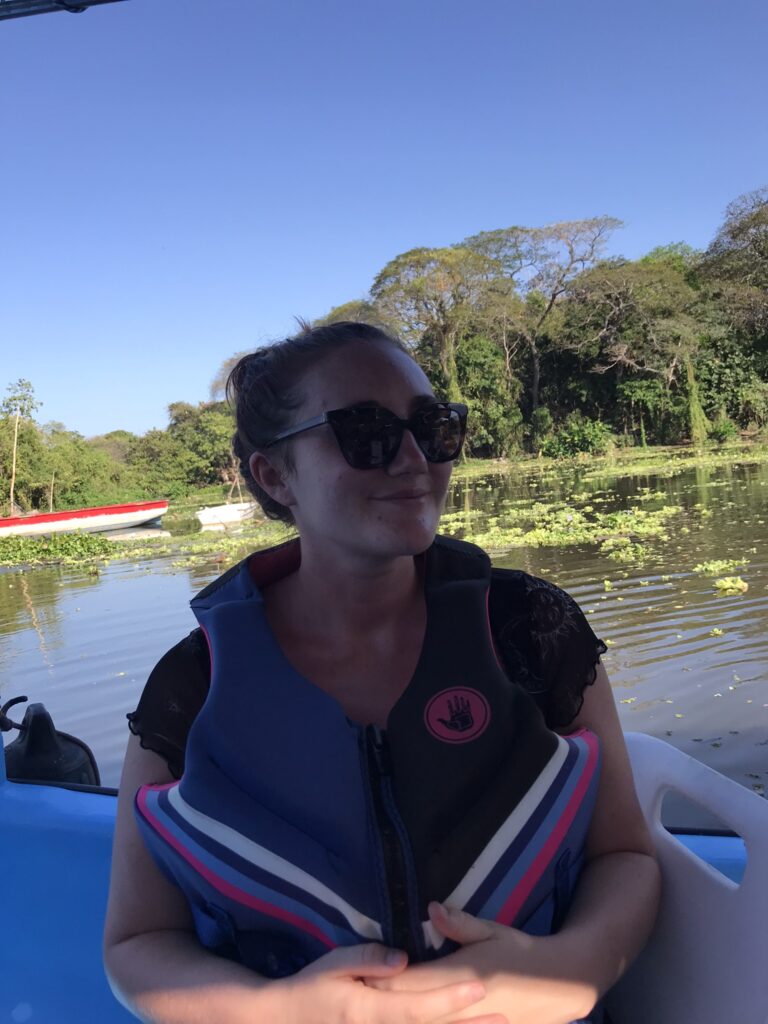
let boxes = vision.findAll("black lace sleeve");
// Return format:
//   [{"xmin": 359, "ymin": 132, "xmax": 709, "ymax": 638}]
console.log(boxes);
[
  {"xmin": 126, "ymin": 628, "xmax": 211, "ymax": 780},
  {"xmin": 489, "ymin": 568, "xmax": 607, "ymax": 730}
]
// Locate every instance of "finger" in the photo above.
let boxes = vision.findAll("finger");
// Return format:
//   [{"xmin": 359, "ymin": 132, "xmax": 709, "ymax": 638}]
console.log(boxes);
[
  {"xmin": 378, "ymin": 979, "xmax": 487, "ymax": 1022},
  {"xmin": 428, "ymin": 902, "xmax": 496, "ymax": 944},
  {"xmin": 361, "ymin": 974, "xmax": 396, "ymax": 991},
  {"xmin": 307, "ymin": 942, "xmax": 408, "ymax": 979}
]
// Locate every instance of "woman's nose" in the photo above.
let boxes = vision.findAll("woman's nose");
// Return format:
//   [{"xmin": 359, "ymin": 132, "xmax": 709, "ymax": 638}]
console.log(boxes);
[{"xmin": 387, "ymin": 426, "xmax": 428, "ymax": 472}]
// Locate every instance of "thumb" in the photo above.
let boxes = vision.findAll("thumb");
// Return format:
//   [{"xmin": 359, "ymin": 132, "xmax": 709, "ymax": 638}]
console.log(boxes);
[
  {"xmin": 314, "ymin": 943, "xmax": 409, "ymax": 979},
  {"xmin": 428, "ymin": 901, "xmax": 496, "ymax": 944}
]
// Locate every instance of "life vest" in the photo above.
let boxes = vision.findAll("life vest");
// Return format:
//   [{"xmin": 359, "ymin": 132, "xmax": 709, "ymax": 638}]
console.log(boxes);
[{"xmin": 134, "ymin": 535, "xmax": 601, "ymax": 981}]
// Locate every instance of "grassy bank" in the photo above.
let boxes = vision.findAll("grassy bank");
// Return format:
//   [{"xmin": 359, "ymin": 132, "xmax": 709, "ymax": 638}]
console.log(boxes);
[{"xmin": 451, "ymin": 440, "xmax": 768, "ymax": 484}]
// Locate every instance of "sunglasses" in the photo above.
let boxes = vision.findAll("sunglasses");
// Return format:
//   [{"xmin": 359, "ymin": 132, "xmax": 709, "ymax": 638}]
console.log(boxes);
[{"xmin": 265, "ymin": 401, "xmax": 468, "ymax": 469}]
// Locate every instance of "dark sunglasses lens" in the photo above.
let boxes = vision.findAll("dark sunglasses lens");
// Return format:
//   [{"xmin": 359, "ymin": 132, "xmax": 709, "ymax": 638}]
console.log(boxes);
[
  {"xmin": 413, "ymin": 405, "xmax": 466, "ymax": 462},
  {"xmin": 328, "ymin": 403, "xmax": 467, "ymax": 468},
  {"xmin": 330, "ymin": 408, "xmax": 400, "ymax": 468}
]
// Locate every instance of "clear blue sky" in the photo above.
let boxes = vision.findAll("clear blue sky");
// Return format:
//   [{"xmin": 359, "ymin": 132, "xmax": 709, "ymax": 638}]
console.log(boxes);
[{"xmin": 2, "ymin": 0, "xmax": 766, "ymax": 437}]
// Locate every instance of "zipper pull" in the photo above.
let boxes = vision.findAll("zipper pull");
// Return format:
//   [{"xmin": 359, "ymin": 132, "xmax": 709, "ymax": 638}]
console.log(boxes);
[{"xmin": 369, "ymin": 725, "xmax": 392, "ymax": 775}]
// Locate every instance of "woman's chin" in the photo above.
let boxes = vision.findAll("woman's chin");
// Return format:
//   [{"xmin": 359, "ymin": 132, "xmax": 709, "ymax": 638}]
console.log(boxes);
[{"xmin": 368, "ymin": 515, "xmax": 440, "ymax": 556}]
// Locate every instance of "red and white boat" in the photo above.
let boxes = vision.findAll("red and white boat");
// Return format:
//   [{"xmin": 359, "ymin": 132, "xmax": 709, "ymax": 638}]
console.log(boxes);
[{"xmin": 0, "ymin": 500, "xmax": 169, "ymax": 537}]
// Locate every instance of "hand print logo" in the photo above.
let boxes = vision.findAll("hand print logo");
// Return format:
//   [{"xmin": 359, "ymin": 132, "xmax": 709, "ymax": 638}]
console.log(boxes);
[
  {"xmin": 438, "ymin": 695, "xmax": 474, "ymax": 733},
  {"xmin": 424, "ymin": 688, "xmax": 490, "ymax": 744}
]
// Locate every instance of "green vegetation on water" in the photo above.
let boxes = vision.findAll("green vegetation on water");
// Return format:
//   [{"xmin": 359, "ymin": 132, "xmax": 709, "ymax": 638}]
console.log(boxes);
[
  {"xmin": 0, "ymin": 532, "xmax": 118, "ymax": 566},
  {"xmin": 0, "ymin": 520, "xmax": 296, "ymax": 569},
  {"xmin": 693, "ymin": 558, "xmax": 750, "ymax": 575},
  {"xmin": 712, "ymin": 576, "xmax": 749, "ymax": 594},
  {"xmin": 441, "ymin": 499, "xmax": 682, "ymax": 558}
]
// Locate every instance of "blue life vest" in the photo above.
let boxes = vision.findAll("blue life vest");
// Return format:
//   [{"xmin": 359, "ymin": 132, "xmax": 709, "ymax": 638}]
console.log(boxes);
[{"xmin": 135, "ymin": 535, "xmax": 601, "ymax": 981}]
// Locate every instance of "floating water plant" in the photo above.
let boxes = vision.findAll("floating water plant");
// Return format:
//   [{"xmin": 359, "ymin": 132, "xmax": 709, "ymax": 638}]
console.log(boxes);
[
  {"xmin": 713, "ymin": 576, "xmax": 749, "ymax": 594},
  {"xmin": 602, "ymin": 542, "xmax": 649, "ymax": 563},
  {"xmin": 693, "ymin": 558, "xmax": 749, "ymax": 575}
]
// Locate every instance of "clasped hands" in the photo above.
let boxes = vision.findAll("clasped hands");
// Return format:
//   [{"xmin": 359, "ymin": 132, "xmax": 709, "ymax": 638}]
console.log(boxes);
[
  {"xmin": 284, "ymin": 902, "xmax": 594, "ymax": 1024},
  {"xmin": 365, "ymin": 901, "xmax": 594, "ymax": 1024}
]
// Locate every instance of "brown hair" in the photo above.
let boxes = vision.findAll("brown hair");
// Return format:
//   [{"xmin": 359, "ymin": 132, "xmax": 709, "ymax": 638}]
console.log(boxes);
[{"xmin": 227, "ymin": 321, "xmax": 409, "ymax": 524}]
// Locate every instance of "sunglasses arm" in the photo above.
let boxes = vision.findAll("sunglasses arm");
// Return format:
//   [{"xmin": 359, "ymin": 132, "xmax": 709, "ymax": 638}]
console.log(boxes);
[{"xmin": 266, "ymin": 412, "xmax": 330, "ymax": 447}]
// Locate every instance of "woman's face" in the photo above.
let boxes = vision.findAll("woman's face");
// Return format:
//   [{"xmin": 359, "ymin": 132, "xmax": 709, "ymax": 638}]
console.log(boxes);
[{"xmin": 271, "ymin": 340, "xmax": 454, "ymax": 562}]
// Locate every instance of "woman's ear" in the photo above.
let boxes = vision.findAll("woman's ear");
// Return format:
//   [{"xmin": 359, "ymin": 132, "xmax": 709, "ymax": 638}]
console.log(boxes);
[{"xmin": 248, "ymin": 451, "xmax": 296, "ymax": 509}]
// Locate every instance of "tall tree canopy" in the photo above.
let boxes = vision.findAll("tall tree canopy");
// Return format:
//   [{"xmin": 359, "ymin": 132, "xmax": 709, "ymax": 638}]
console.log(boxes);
[
  {"xmin": 371, "ymin": 246, "xmax": 494, "ymax": 402},
  {"xmin": 463, "ymin": 218, "xmax": 622, "ymax": 411}
]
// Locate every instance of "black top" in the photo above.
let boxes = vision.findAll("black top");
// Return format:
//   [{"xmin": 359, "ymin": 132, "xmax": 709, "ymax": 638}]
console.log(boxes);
[{"xmin": 127, "ymin": 566, "xmax": 606, "ymax": 781}]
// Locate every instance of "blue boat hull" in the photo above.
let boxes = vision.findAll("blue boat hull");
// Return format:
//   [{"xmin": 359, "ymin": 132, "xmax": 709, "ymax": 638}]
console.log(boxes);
[{"xmin": 1, "ymin": 777, "xmax": 135, "ymax": 1023}]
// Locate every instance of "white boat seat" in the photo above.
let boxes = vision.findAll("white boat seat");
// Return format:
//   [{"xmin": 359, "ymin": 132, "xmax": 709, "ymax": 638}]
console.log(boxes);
[{"xmin": 605, "ymin": 732, "xmax": 768, "ymax": 1024}]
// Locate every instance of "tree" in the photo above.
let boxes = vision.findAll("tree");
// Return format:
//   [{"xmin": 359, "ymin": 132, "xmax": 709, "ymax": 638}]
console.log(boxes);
[
  {"xmin": 562, "ymin": 258, "xmax": 709, "ymax": 442},
  {"xmin": 685, "ymin": 353, "xmax": 710, "ymax": 446},
  {"xmin": 468, "ymin": 276, "xmax": 527, "ymax": 396},
  {"xmin": 616, "ymin": 378, "xmax": 666, "ymax": 445},
  {"xmin": 700, "ymin": 188, "xmax": 768, "ymax": 356},
  {"xmin": 565, "ymin": 259, "xmax": 699, "ymax": 377},
  {"xmin": 1, "ymin": 379, "xmax": 41, "ymax": 513},
  {"xmin": 703, "ymin": 187, "xmax": 768, "ymax": 290},
  {"xmin": 0, "ymin": 414, "xmax": 48, "ymax": 511},
  {"xmin": 371, "ymin": 246, "xmax": 494, "ymax": 402},
  {"xmin": 313, "ymin": 299, "xmax": 387, "ymax": 327},
  {"xmin": 463, "ymin": 218, "xmax": 622, "ymax": 411},
  {"xmin": 90, "ymin": 429, "xmax": 137, "ymax": 465},
  {"xmin": 167, "ymin": 401, "xmax": 235, "ymax": 488},
  {"xmin": 455, "ymin": 334, "xmax": 523, "ymax": 456},
  {"xmin": 37, "ymin": 426, "xmax": 136, "ymax": 509},
  {"xmin": 640, "ymin": 242, "xmax": 701, "ymax": 275},
  {"xmin": 126, "ymin": 429, "xmax": 199, "ymax": 500}
]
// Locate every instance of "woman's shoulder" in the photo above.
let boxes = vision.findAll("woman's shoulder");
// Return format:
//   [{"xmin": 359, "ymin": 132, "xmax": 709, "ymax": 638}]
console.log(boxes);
[
  {"xmin": 489, "ymin": 566, "xmax": 607, "ymax": 731},
  {"xmin": 126, "ymin": 629, "xmax": 211, "ymax": 780},
  {"xmin": 490, "ymin": 565, "xmax": 586, "ymax": 627}
]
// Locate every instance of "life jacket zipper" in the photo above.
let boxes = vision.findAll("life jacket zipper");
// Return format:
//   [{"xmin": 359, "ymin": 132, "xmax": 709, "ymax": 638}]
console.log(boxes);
[{"xmin": 365, "ymin": 724, "xmax": 422, "ymax": 957}]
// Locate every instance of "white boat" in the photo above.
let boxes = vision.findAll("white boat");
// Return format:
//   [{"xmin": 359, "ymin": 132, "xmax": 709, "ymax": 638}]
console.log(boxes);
[
  {"xmin": 0, "ymin": 500, "xmax": 169, "ymax": 537},
  {"xmin": 195, "ymin": 501, "xmax": 258, "ymax": 530}
]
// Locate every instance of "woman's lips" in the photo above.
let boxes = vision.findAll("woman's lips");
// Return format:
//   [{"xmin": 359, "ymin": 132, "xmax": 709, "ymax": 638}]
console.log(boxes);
[{"xmin": 373, "ymin": 490, "xmax": 430, "ymax": 500}]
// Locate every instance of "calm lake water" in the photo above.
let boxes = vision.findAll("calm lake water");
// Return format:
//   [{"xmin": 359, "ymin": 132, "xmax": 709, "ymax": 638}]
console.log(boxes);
[{"xmin": 2, "ymin": 457, "xmax": 767, "ymax": 826}]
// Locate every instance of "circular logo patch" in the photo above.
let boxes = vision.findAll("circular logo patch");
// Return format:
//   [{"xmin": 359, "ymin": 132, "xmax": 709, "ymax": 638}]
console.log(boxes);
[{"xmin": 424, "ymin": 687, "xmax": 491, "ymax": 744}]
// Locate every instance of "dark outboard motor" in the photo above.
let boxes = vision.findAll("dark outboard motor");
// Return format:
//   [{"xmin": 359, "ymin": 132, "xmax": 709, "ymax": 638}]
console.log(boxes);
[{"xmin": 1, "ymin": 695, "xmax": 100, "ymax": 785}]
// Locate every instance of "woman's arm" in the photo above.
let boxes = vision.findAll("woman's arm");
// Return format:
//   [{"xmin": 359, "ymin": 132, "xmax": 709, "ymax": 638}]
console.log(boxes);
[
  {"xmin": 367, "ymin": 663, "xmax": 661, "ymax": 1023},
  {"xmin": 103, "ymin": 734, "xmax": 280, "ymax": 1024},
  {"xmin": 546, "ymin": 661, "xmax": 661, "ymax": 1000}
]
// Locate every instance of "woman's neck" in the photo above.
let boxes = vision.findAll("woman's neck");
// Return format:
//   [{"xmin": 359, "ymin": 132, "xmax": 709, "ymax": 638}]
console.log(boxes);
[{"xmin": 266, "ymin": 541, "xmax": 426, "ymax": 642}]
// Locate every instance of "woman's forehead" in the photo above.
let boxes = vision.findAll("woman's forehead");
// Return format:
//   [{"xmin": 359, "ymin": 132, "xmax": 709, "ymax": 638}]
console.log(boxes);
[{"xmin": 302, "ymin": 342, "xmax": 433, "ymax": 411}]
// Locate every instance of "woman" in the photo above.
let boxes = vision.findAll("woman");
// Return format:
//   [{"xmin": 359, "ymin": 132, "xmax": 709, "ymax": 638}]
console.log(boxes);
[{"xmin": 103, "ymin": 321, "xmax": 660, "ymax": 1024}]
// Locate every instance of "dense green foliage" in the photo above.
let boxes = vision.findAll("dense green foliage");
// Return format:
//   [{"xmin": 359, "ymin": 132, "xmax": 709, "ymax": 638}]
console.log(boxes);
[
  {"xmin": 540, "ymin": 416, "xmax": 613, "ymax": 458},
  {"xmin": 2, "ymin": 187, "xmax": 767, "ymax": 514},
  {"xmin": 0, "ymin": 396, "xmax": 239, "ymax": 513}
]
